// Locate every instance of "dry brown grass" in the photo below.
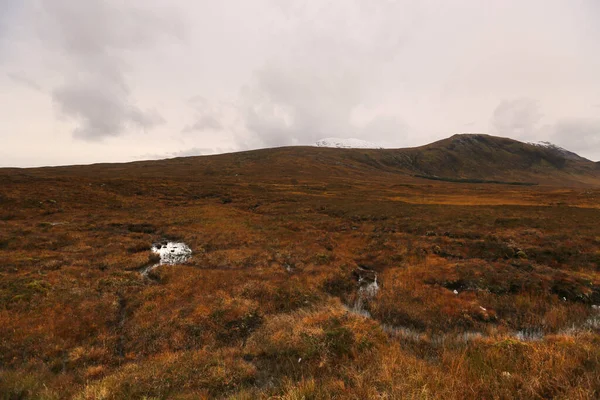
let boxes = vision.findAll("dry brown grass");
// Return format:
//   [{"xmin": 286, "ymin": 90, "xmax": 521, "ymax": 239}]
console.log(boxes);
[{"xmin": 1, "ymin": 147, "xmax": 599, "ymax": 399}]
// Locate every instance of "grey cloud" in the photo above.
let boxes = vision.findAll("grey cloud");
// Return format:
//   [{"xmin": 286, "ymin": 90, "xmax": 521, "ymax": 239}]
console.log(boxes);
[
  {"xmin": 7, "ymin": 72, "xmax": 43, "ymax": 92},
  {"xmin": 233, "ymin": 0, "xmax": 419, "ymax": 149},
  {"xmin": 0, "ymin": 0, "xmax": 17, "ymax": 33},
  {"xmin": 169, "ymin": 147, "xmax": 212, "ymax": 158},
  {"xmin": 39, "ymin": 0, "xmax": 183, "ymax": 140},
  {"xmin": 360, "ymin": 115, "xmax": 409, "ymax": 146},
  {"xmin": 183, "ymin": 115, "xmax": 222, "ymax": 133},
  {"xmin": 490, "ymin": 99, "xmax": 600, "ymax": 160},
  {"xmin": 491, "ymin": 98, "xmax": 543, "ymax": 140},
  {"xmin": 239, "ymin": 63, "xmax": 409, "ymax": 149},
  {"xmin": 0, "ymin": 0, "xmax": 25, "ymax": 60},
  {"xmin": 183, "ymin": 94, "xmax": 224, "ymax": 133},
  {"xmin": 239, "ymin": 61, "xmax": 374, "ymax": 148},
  {"xmin": 53, "ymin": 80, "xmax": 164, "ymax": 141},
  {"xmin": 549, "ymin": 119, "xmax": 600, "ymax": 159},
  {"xmin": 141, "ymin": 146, "xmax": 235, "ymax": 161},
  {"xmin": 39, "ymin": 0, "xmax": 185, "ymax": 57}
]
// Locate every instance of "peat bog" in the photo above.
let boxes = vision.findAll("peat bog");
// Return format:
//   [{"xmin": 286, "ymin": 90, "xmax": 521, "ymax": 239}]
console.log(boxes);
[{"xmin": 1, "ymin": 144, "xmax": 600, "ymax": 399}]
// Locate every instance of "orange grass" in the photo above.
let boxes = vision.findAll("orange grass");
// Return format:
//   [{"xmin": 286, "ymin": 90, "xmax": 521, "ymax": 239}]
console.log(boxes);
[{"xmin": 1, "ymin": 148, "xmax": 599, "ymax": 399}]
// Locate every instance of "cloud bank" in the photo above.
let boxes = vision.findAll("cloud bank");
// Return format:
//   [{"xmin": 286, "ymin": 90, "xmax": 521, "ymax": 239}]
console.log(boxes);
[
  {"xmin": 39, "ymin": 0, "xmax": 184, "ymax": 140},
  {"xmin": 0, "ymin": 0, "xmax": 599, "ymax": 166}
]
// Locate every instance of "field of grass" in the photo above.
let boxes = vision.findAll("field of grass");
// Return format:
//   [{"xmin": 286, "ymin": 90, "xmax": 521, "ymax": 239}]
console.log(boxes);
[{"xmin": 1, "ymin": 147, "xmax": 599, "ymax": 399}]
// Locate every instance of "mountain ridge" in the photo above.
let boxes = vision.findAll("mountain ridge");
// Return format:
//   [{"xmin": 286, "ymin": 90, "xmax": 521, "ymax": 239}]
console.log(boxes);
[{"xmin": 2, "ymin": 134, "xmax": 598, "ymax": 187}]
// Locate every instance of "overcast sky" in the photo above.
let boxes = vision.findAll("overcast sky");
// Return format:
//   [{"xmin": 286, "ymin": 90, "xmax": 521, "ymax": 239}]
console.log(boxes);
[{"xmin": 1, "ymin": 0, "xmax": 599, "ymax": 167}]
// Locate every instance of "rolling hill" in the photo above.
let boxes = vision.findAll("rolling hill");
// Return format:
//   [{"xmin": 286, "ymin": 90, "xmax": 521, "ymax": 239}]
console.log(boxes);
[
  {"xmin": 4, "ymin": 134, "xmax": 599, "ymax": 187},
  {"xmin": 1, "ymin": 133, "xmax": 600, "ymax": 399},
  {"xmin": 389, "ymin": 134, "xmax": 600, "ymax": 185}
]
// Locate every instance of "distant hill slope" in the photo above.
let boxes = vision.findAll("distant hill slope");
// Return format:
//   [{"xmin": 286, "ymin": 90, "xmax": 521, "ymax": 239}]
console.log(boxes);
[
  {"xmin": 381, "ymin": 134, "xmax": 599, "ymax": 185},
  {"xmin": 2, "ymin": 134, "xmax": 599, "ymax": 187}
]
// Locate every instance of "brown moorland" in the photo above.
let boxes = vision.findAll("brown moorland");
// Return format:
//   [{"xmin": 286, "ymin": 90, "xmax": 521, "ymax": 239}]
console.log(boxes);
[{"xmin": 1, "ymin": 134, "xmax": 599, "ymax": 399}]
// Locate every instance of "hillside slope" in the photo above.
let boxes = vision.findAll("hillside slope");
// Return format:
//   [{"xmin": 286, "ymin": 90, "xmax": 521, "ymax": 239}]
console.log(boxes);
[
  {"xmin": 388, "ymin": 134, "xmax": 600, "ymax": 185},
  {"xmin": 1, "ymin": 135, "xmax": 600, "ymax": 399},
  {"xmin": 2, "ymin": 134, "xmax": 599, "ymax": 186}
]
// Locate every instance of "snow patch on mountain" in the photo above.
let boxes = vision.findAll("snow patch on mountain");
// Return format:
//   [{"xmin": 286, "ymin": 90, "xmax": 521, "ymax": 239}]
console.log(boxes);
[
  {"xmin": 529, "ymin": 141, "xmax": 587, "ymax": 161},
  {"xmin": 315, "ymin": 138, "xmax": 382, "ymax": 149}
]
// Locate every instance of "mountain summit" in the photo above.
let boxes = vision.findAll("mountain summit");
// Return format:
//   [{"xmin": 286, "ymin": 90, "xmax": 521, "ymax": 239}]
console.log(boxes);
[{"xmin": 388, "ymin": 134, "xmax": 597, "ymax": 184}]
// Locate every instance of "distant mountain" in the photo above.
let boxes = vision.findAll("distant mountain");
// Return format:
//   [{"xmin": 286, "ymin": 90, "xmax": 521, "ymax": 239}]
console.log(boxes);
[
  {"xmin": 312, "ymin": 134, "xmax": 598, "ymax": 185},
  {"xmin": 315, "ymin": 138, "xmax": 382, "ymax": 149},
  {"xmin": 387, "ymin": 134, "xmax": 598, "ymax": 184},
  {"xmin": 5, "ymin": 134, "xmax": 599, "ymax": 186}
]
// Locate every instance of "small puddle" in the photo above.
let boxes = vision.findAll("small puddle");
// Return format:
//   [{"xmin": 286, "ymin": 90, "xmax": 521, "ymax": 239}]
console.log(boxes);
[{"xmin": 140, "ymin": 241, "xmax": 192, "ymax": 278}]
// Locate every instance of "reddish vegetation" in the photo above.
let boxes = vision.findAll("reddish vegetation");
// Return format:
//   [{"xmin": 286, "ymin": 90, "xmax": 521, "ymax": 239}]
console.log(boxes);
[{"xmin": 1, "ymin": 137, "xmax": 599, "ymax": 399}]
